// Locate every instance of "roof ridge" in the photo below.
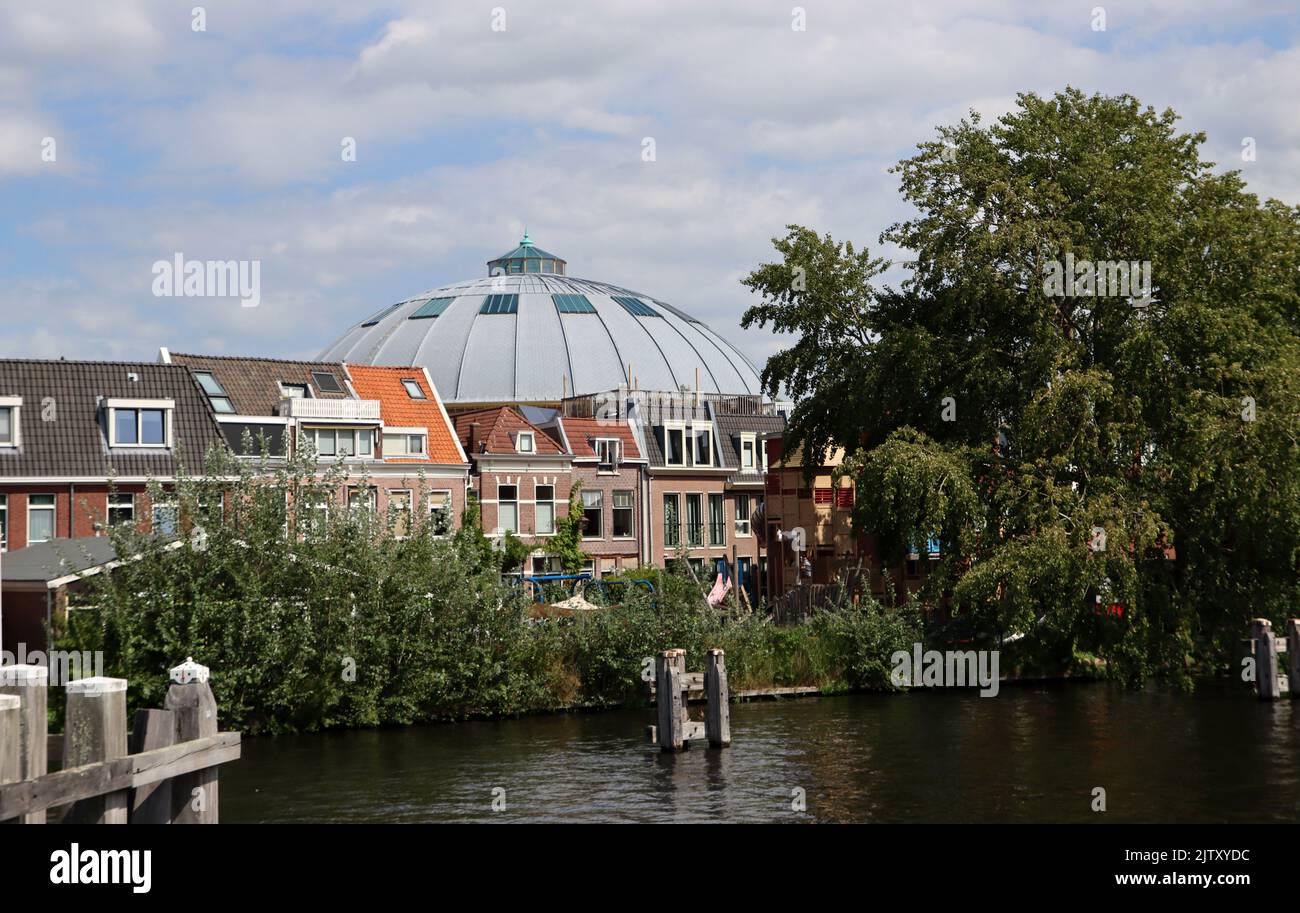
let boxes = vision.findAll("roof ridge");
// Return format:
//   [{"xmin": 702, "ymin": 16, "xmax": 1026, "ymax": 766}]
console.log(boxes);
[{"xmin": 171, "ymin": 352, "xmax": 348, "ymax": 367}]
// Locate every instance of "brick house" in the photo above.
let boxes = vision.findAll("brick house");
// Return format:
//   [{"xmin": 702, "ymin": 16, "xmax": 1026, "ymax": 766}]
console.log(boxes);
[
  {"xmin": 763, "ymin": 431, "xmax": 937, "ymax": 605},
  {"xmin": 533, "ymin": 410, "xmax": 646, "ymax": 577},
  {"xmin": 561, "ymin": 387, "xmax": 782, "ymax": 604},
  {"xmin": 0, "ymin": 358, "xmax": 228, "ymax": 649},
  {"xmin": 453, "ymin": 406, "xmax": 576, "ymax": 575},
  {"xmin": 165, "ymin": 351, "xmax": 468, "ymax": 532}
]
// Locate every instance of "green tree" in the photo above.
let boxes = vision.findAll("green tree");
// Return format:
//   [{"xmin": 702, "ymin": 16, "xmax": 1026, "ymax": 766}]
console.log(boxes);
[
  {"xmin": 744, "ymin": 88, "xmax": 1300, "ymax": 685},
  {"xmin": 547, "ymin": 482, "xmax": 588, "ymax": 574}
]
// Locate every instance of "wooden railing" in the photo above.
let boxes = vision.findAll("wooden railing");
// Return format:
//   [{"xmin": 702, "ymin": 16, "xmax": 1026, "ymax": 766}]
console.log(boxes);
[{"xmin": 0, "ymin": 657, "xmax": 240, "ymax": 824}]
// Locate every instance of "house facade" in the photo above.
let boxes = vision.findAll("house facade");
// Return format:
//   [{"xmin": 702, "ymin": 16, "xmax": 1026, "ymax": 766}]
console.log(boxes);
[{"xmin": 164, "ymin": 351, "xmax": 469, "ymax": 532}]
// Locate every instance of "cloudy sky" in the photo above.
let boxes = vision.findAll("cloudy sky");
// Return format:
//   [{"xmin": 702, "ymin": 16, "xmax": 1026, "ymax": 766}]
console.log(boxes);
[{"xmin": 2, "ymin": 0, "xmax": 1298, "ymax": 372}]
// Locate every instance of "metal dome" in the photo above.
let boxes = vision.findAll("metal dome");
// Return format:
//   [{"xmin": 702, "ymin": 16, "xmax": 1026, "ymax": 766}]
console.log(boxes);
[{"xmin": 319, "ymin": 241, "xmax": 764, "ymax": 405}]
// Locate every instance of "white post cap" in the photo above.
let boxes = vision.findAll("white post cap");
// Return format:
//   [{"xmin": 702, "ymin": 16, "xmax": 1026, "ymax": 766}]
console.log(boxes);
[
  {"xmin": 0, "ymin": 664, "xmax": 50, "ymax": 686},
  {"xmin": 169, "ymin": 656, "xmax": 210, "ymax": 685},
  {"xmin": 65, "ymin": 676, "xmax": 128, "ymax": 695},
  {"xmin": 0, "ymin": 694, "xmax": 20, "ymax": 710}
]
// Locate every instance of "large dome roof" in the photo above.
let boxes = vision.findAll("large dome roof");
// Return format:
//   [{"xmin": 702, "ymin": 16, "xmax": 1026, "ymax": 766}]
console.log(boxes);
[{"xmin": 319, "ymin": 237, "xmax": 763, "ymax": 405}]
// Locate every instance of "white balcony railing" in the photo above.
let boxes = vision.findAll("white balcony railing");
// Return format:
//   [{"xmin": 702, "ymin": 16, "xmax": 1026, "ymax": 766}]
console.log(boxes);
[{"xmin": 280, "ymin": 397, "xmax": 381, "ymax": 421}]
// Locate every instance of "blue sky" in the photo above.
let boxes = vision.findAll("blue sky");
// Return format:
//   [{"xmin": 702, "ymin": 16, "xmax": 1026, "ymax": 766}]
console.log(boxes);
[{"xmin": 2, "ymin": 0, "xmax": 1299, "ymax": 370}]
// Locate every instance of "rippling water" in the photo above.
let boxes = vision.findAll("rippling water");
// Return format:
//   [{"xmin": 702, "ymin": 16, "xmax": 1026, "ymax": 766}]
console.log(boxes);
[{"xmin": 221, "ymin": 682, "xmax": 1300, "ymax": 823}]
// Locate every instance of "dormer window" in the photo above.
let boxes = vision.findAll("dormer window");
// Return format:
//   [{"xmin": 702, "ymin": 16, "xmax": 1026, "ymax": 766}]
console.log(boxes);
[
  {"xmin": 662, "ymin": 421, "xmax": 713, "ymax": 467},
  {"xmin": 280, "ymin": 383, "xmax": 311, "ymax": 399},
  {"xmin": 740, "ymin": 434, "xmax": 757, "ymax": 470},
  {"xmin": 312, "ymin": 372, "xmax": 344, "ymax": 394},
  {"xmin": 0, "ymin": 397, "xmax": 21, "ymax": 447},
  {"xmin": 595, "ymin": 438, "xmax": 621, "ymax": 471},
  {"xmin": 401, "ymin": 379, "xmax": 426, "ymax": 400},
  {"xmin": 516, "ymin": 431, "xmax": 535, "ymax": 454},
  {"xmin": 107, "ymin": 399, "xmax": 173, "ymax": 448},
  {"xmin": 382, "ymin": 429, "xmax": 427, "ymax": 457}
]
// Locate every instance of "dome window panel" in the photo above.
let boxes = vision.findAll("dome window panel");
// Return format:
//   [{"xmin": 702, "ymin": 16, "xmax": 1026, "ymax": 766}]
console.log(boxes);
[
  {"xmin": 361, "ymin": 303, "xmax": 403, "ymax": 327},
  {"xmin": 612, "ymin": 295, "xmax": 660, "ymax": 317},
  {"xmin": 480, "ymin": 294, "xmax": 519, "ymax": 315},
  {"xmin": 553, "ymin": 294, "xmax": 596, "ymax": 314},
  {"xmin": 409, "ymin": 297, "xmax": 455, "ymax": 320}
]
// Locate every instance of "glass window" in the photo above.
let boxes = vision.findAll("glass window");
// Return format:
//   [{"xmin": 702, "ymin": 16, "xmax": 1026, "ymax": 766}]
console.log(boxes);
[
  {"xmin": 408, "ymin": 297, "xmax": 454, "ymax": 320},
  {"xmin": 498, "ymin": 484, "xmax": 519, "ymax": 534},
  {"xmin": 692, "ymin": 428, "xmax": 712, "ymax": 466},
  {"xmin": 663, "ymin": 494, "xmax": 680, "ymax": 546},
  {"xmin": 316, "ymin": 428, "xmax": 336, "ymax": 456},
  {"xmin": 480, "ymin": 294, "xmax": 519, "ymax": 315},
  {"xmin": 516, "ymin": 432, "xmax": 535, "ymax": 453},
  {"xmin": 281, "ymin": 383, "xmax": 310, "ymax": 399},
  {"xmin": 535, "ymin": 485, "xmax": 555, "ymax": 535},
  {"xmin": 709, "ymin": 493, "xmax": 725, "ymax": 546},
  {"xmin": 595, "ymin": 439, "xmax": 620, "ymax": 470},
  {"xmin": 336, "ymin": 430, "xmax": 354, "ymax": 457},
  {"xmin": 582, "ymin": 490, "xmax": 603, "ymax": 538},
  {"xmin": 0, "ymin": 493, "xmax": 7, "ymax": 549},
  {"xmin": 685, "ymin": 494, "xmax": 702, "ymax": 546},
  {"xmin": 612, "ymin": 490, "xmax": 633, "ymax": 538},
  {"xmin": 359, "ymin": 430, "xmax": 372, "ymax": 456},
  {"xmin": 312, "ymin": 372, "xmax": 344, "ymax": 393},
  {"xmin": 402, "ymin": 379, "xmax": 426, "ymax": 399},
  {"xmin": 115, "ymin": 409, "xmax": 138, "ymax": 444},
  {"xmin": 553, "ymin": 294, "xmax": 596, "ymax": 314},
  {"xmin": 665, "ymin": 428, "xmax": 684, "ymax": 465},
  {"xmin": 741, "ymin": 436, "xmax": 756, "ymax": 469},
  {"xmin": 141, "ymin": 409, "xmax": 166, "ymax": 445},
  {"xmin": 612, "ymin": 296, "xmax": 659, "ymax": 317},
  {"xmin": 407, "ymin": 434, "xmax": 425, "ymax": 455},
  {"xmin": 429, "ymin": 491, "xmax": 452, "ymax": 536},
  {"xmin": 108, "ymin": 492, "xmax": 135, "ymax": 527},
  {"xmin": 735, "ymin": 494, "xmax": 751, "ymax": 537},
  {"xmin": 152, "ymin": 502, "xmax": 178, "ymax": 537},
  {"xmin": 348, "ymin": 487, "xmax": 376, "ymax": 512},
  {"xmin": 389, "ymin": 491, "xmax": 412, "ymax": 538},
  {"xmin": 195, "ymin": 372, "xmax": 225, "ymax": 396},
  {"xmin": 0, "ymin": 407, "xmax": 10, "ymax": 444}
]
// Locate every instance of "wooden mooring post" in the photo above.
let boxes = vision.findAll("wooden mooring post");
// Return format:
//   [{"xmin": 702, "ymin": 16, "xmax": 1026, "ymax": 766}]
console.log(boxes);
[
  {"xmin": 1244, "ymin": 618, "xmax": 1296, "ymax": 700},
  {"xmin": 0, "ymin": 657, "xmax": 240, "ymax": 824},
  {"xmin": 645, "ymin": 648, "xmax": 730, "ymax": 751}
]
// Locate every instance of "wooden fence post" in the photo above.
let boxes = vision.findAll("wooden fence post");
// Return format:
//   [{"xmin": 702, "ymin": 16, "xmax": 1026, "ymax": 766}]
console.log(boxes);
[
  {"xmin": 128, "ymin": 709, "xmax": 177, "ymax": 824},
  {"xmin": 165, "ymin": 657, "xmax": 219, "ymax": 823},
  {"xmin": 656, "ymin": 650, "xmax": 684, "ymax": 752},
  {"xmin": 63, "ymin": 676, "xmax": 129, "ymax": 824},
  {"xmin": 705, "ymin": 649, "xmax": 731, "ymax": 748},
  {"xmin": 0, "ymin": 695, "xmax": 21, "ymax": 787},
  {"xmin": 1251, "ymin": 619, "xmax": 1279, "ymax": 700},
  {"xmin": 1288, "ymin": 620, "xmax": 1300, "ymax": 699},
  {"xmin": 0, "ymin": 663, "xmax": 48, "ymax": 823}
]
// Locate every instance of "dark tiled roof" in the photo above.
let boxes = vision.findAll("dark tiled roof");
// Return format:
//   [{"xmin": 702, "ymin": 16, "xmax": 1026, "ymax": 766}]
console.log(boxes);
[
  {"xmin": 0, "ymin": 536, "xmax": 183, "ymax": 584},
  {"xmin": 169, "ymin": 353, "xmax": 352, "ymax": 416},
  {"xmin": 715, "ymin": 413, "xmax": 786, "ymax": 471},
  {"xmin": 0, "ymin": 359, "xmax": 226, "ymax": 478}
]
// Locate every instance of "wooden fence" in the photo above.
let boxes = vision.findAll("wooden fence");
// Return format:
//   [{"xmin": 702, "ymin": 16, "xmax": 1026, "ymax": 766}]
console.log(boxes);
[
  {"xmin": 0, "ymin": 657, "xmax": 240, "ymax": 824},
  {"xmin": 770, "ymin": 570, "xmax": 870, "ymax": 624}
]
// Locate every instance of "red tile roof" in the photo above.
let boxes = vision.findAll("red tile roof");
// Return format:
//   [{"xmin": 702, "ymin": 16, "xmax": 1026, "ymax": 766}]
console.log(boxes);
[
  {"xmin": 454, "ymin": 406, "xmax": 565, "ymax": 456},
  {"xmin": 558, "ymin": 417, "xmax": 642, "ymax": 460},
  {"xmin": 345, "ymin": 365, "xmax": 466, "ymax": 465}
]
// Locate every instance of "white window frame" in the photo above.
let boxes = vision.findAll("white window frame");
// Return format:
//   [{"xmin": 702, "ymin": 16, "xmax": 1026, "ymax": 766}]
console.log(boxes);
[
  {"xmin": 382, "ymin": 427, "xmax": 427, "ymax": 458},
  {"xmin": 662, "ymin": 421, "xmax": 714, "ymax": 467},
  {"xmin": 152, "ymin": 500, "xmax": 179, "ymax": 537},
  {"xmin": 28, "ymin": 493, "xmax": 56, "ymax": 544},
  {"xmin": 691, "ymin": 425, "xmax": 714, "ymax": 467},
  {"xmin": 498, "ymin": 484, "xmax": 519, "ymax": 534},
  {"xmin": 515, "ymin": 431, "xmax": 536, "ymax": 454},
  {"xmin": 664, "ymin": 424, "xmax": 686, "ymax": 466},
  {"xmin": 428, "ymin": 490, "xmax": 453, "ymax": 537},
  {"xmin": 708, "ymin": 492, "xmax": 726, "ymax": 546},
  {"xmin": 740, "ymin": 433, "xmax": 757, "ymax": 470},
  {"xmin": 388, "ymin": 489, "xmax": 413, "ymax": 539},
  {"xmin": 280, "ymin": 382, "xmax": 311, "ymax": 399},
  {"xmin": 106, "ymin": 398, "xmax": 174, "ymax": 448},
  {"xmin": 0, "ymin": 493, "xmax": 7, "ymax": 550},
  {"xmin": 612, "ymin": 489, "xmax": 634, "ymax": 539},
  {"xmin": 401, "ymin": 379, "xmax": 426, "ymax": 400},
  {"xmin": 735, "ymin": 493, "xmax": 752, "ymax": 538},
  {"xmin": 347, "ymin": 485, "xmax": 377, "ymax": 513},
  {"xmin": 107, "ymin": 492, "xmax": 135, "ymax": 528},
  {"xmin": 581, "ymin": 489, "xmax": 604, "ymax": 539},
  {"xmin": 595, "ymin": 438, "xmax": 621, "ymax": 471},
  {"xmin": 535, "ymin": 484, "xmax": 555, "ymax": 536},
  {"xmin": 307, "ymin": 426, "xmax": 372, "ymax": 460},
  {"xmin": 0, "ymin": 396, "xmax": 22, "ymax": 448}
]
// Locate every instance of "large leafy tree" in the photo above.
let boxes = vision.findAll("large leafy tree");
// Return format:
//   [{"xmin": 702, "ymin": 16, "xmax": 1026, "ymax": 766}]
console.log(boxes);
[{"xmin": 743, "ymin": 89, "xmax": 1300, "ymax": 684}]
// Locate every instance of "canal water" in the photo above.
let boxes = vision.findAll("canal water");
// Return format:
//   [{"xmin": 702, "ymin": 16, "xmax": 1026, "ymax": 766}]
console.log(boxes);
[{"xmin": 221, "ymin": 681, "xmax": 1299, "ymax": 823}]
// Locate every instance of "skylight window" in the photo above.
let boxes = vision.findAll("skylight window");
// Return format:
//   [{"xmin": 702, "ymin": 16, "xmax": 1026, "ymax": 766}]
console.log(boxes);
[
  {"xmin": 401, "ymin": 379, "xmax": 426, "ymax": 399},
  {"xmin": 553, "ymin": 294, "xmax": 596, "ymax": 314},
  {"xmin": 312, "ymin": 372, "xmax": 344, "ymax": 393},
  {"xmin": 194, "ymin": 371, "xmax": 235, "ymax": 414},
  {"xmin": 480, "ymin": 294, "xmax": 519, "ymax": 315},
  {"xmin": 361, "ymin": 303, "xmax": 402, "ymax": 327},
  {"xmin": 612, "ymin": 296, "xmax": 660, "ymax": 317},
  {"xmin": 409, "ymin": 297, "xmax": 455, "ymax": 320}
]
